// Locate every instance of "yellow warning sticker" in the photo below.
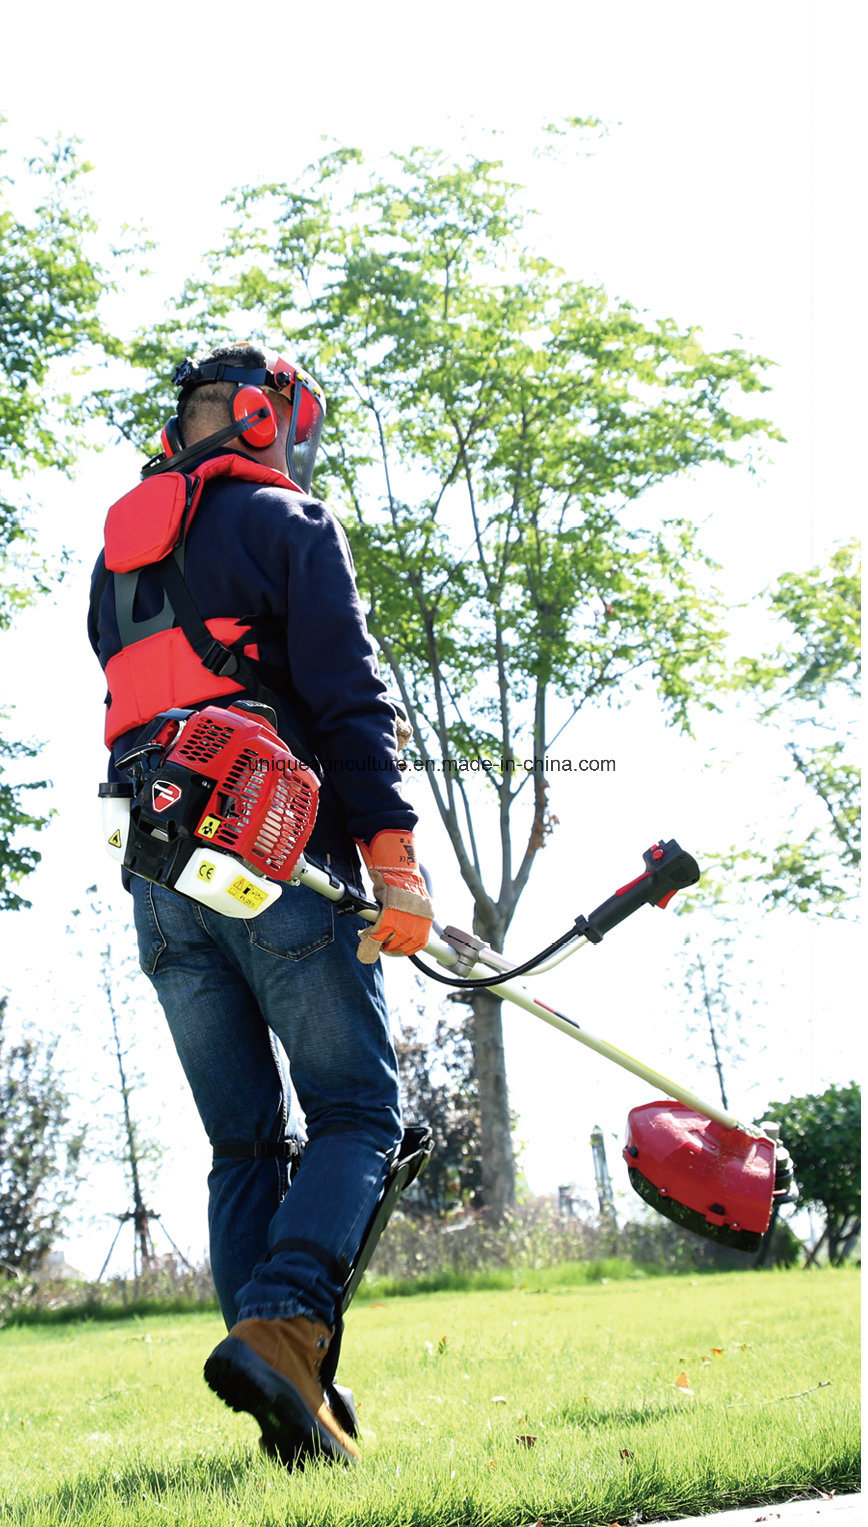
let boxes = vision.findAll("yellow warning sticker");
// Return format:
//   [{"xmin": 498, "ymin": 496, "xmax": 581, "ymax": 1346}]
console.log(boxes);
[
  {"xmin": 108, "ymin": 829, "xmax": 123, "ymax": 849},
  {"xmin": 227, "ymin": 875, "xmax": 269, "ymax": 910},
  {"xmin": 198, "ymin": 815, "xmax": 222, "ymax": 839},
  {"xmin": 197, "ymin": 861, "xmax": 216, "ymax": 882}
]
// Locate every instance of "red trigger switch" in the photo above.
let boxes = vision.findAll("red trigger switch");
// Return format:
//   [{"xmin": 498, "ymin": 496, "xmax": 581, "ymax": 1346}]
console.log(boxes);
[{"xmin": 656, "ymin": 889, "xmax": 678, "ymax": 909}]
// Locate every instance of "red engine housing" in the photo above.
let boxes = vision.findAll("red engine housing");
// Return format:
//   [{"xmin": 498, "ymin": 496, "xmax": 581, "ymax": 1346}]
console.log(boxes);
[
  {"xmin": 160, "ymin": 704, "xmax": 320, "ymax": 881},
  {"xmin": 624, "ymin": 1101, "xmax": 777, "ymax": 1250}
]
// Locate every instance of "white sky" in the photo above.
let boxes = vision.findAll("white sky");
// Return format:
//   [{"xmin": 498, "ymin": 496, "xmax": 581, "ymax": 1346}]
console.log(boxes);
[{"xmin": 0, "ymin": 1, "xmax": 861, "ymax": 1276}]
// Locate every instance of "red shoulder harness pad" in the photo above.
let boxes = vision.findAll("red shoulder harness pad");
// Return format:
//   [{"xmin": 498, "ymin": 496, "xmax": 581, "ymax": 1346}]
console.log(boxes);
[
  {"xmin": 101, "ymin": 455, "xmax": 294, "ymax": 747},
  {"xmin": 103, "ymin": 454, "xmax": 293, "ymax": 573}
]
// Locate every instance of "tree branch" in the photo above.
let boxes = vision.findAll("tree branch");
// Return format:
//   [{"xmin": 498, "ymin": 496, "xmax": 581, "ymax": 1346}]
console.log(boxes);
[
  {"xmin": 505, "ymin": 678, "xmax": 549, "ymax": 913},
  {"xmin": 788, "ymin": 745, "xmax": 860, "ymax": 864}
]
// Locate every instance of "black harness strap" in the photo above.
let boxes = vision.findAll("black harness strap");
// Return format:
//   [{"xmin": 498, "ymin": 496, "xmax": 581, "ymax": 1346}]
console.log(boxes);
[
  {"xmin": 156, "ymin": 552, "xmax": 266, "ymax": 687},
  {"xmin": 113, "ymin": 548, "xmax": 185, "ymax": 649},
  {"xmin": 154, "ymin": 553, "xmax": 322, "ymax": 777},
  {"xmin": 212, "ymin": 1138, "xmax": 302, "ymax": 1165}
]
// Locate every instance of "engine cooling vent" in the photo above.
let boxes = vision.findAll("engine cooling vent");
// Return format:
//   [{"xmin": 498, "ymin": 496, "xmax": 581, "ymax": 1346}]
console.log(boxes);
[
  {"xmin": 174, "ymin": 714, "xmax": 236, "ymax": 767},
  {"xmin": 253, "ymin": 772, "xmax": 319, "ymax": 875}
]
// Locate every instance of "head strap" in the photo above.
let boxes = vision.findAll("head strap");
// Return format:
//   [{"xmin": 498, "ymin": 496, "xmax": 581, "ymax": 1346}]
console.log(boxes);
[
  {"xmin": 172, "ymin": 357, "xmax": 270, "ymax": 393},
  {"xmin": 171, "ymin": 355, "xmax": 298, "ymax": 395}
]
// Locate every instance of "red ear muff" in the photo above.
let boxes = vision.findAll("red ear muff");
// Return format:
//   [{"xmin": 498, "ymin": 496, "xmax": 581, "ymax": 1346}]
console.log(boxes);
[
  {"xmin": 161, "ymin": 416, "xmax": 185, "ymax": 457},
  {"xmin": 231, "ymin": 385, "xmax": 278, "ymax": 449}
]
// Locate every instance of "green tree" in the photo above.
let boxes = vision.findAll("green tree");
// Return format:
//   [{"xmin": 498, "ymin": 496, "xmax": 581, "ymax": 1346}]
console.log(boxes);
[
  {"xmin": 0, "ymin": 127, "xmax": 109, "ymax": 908},
  {"xmin": 115, "ymin": 142, "xmax": 781, "ymax": 1217},
  {"xmin": 736, "ymin": 541, "xmax": 860, "ymax": 915},
  {"xmin": 763, "ymin": 1082, "xmax": 860, "ymax": 1265},
  {"xmin": 395, "ymin": 992, "xmax": 483, "ymax": 1216},
  {"xmin": 0, "ymin": 995, "xmax": 85, "ymax": 1274}
]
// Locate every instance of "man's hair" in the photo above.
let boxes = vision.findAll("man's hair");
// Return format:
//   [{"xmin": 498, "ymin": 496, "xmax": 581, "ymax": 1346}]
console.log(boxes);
[{"xmin": 176, "ymin": 342, "xmax": 269, "ymax": 444}]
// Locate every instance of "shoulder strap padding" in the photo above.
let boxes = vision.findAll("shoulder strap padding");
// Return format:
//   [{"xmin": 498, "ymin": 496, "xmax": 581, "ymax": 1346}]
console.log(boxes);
[
  {"xmin": 104, "ymin": 454, "xmax": 296, "ymax": 574},
  {"xmin": 105, "ymin": 473, "xmax": 189, "ymax": 573}
]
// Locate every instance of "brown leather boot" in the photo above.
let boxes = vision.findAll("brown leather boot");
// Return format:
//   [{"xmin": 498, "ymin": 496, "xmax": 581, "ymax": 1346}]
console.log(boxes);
[{"xmin": 204, "ymin": 1315, "xmax": 360, "ymax": 1467}]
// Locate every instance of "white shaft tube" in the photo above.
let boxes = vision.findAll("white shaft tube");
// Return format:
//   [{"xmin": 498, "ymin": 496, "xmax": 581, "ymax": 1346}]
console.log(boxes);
[{"xmin": 292, "ymin": 855, "xmax": 743, "ymax": 1133}]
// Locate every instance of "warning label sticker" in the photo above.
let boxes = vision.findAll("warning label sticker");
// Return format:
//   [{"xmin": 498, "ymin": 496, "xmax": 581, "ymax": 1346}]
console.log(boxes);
[
  {"xmin": 108, "ymin": 829, "xmax": 123, "ymax": 849},
  {"xmin": 198, "ymin": 815, "xmax": 222, "ymax": 839},
  {"xmin": 227, "ymin": 876, "xmax": 269, "ymax": 911}
]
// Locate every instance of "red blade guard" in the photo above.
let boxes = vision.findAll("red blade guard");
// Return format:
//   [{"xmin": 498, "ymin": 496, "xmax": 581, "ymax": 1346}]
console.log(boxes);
[{"xmin": 623, "ymin": 1102, "xmax": 777, "ymax": 1252}]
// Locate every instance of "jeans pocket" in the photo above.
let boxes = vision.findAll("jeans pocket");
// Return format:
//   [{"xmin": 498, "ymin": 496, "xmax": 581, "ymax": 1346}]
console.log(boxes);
[
  {"xmin": 246, "ymin": 887, "xmax": 334, "ymax": 961},
  {"xmin": 131, "ymin": 879, "xmax": 167, "ymax": 975}
]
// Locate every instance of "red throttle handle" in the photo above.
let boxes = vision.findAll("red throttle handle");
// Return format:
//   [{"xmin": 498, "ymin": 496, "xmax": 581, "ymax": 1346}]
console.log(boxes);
[{"xmin": 577, "ymin": 839, "xmax": 700, "ymax": 942}]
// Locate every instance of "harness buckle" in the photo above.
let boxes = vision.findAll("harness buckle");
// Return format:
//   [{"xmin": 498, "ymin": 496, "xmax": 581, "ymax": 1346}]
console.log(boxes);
[{"xmin": 200, "ymin": 639, "xmax": 239, "ymax": 678}]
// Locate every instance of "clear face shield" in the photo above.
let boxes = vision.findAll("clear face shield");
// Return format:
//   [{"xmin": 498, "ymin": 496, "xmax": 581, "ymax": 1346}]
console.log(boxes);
[{"xmin": 269, "ymin": 357, "xmax": 326, "ymax": 494}]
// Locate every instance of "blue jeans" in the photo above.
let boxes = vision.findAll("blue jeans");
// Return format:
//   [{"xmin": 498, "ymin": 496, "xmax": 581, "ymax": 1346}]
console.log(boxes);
[{"xmin": 131, "ymin": 876, "xmax": 402, "ymax": 1331}]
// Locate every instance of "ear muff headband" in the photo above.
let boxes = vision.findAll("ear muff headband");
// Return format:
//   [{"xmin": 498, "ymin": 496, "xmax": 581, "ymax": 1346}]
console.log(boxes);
[{"xmin": 230, "ymin": 385, "xmax": 278, "ymax": 449}]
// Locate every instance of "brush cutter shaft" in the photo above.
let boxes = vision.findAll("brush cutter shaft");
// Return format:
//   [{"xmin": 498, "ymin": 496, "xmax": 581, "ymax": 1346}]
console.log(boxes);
[
  {"xmin": 292, "ymin": 855, "xmax": 743, "ymax": 1133},
  {"xmin": 478, "ymin": 982, "xmax": 740, "ymax": 1131}
]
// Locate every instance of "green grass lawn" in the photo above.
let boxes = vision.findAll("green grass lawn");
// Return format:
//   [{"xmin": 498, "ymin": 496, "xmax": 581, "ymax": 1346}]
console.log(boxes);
[{"xmin": 0, "ymin": 1267, "xmax": 859, "ymax": 1526}]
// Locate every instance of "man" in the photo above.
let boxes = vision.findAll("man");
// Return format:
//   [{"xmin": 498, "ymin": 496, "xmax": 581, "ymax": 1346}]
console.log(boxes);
[{"xmin": 89, "ymin": 342, "xmax": 433, "ymax": 1466}]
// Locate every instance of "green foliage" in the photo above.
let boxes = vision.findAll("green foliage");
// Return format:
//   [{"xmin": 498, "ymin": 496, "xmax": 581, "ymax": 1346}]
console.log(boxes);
[
  {"xmin": 0, "ymin": 729, "xmax": 48, "ymax": 911},
  {"xmin": 0, "ymin": 130, "xmax": 108, "ymax": 609},
  {"xmin": 0, "ymin": 126, "xmax": 112, "ymax": 907},
  {"xmin": 0, "ymin": 996, "xmax": 85, "ymax": 1274},
  {"xmin": 739, "ymin": 541, "xmax": 860, "ymax": 703},
  {"xmin": 736, "ymin": 541, "xmax": 861, "ymax": 915},
  {"xmin": 0, "ymin": 1261, "xmax": 218, "ymax": 1328},
  {"xmin": 763, "ymin": 1082, "xmax": 860, "ymax": 1265},
  {"xmin": 369, "ymin": 1194, "xmax": 802, "ymax": 1288}
]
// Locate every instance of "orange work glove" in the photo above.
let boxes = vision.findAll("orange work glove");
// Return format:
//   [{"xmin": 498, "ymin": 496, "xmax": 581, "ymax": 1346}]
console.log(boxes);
[{"xmin": 355, "ymin": 829, "xmax": 434, "ymax": 963}]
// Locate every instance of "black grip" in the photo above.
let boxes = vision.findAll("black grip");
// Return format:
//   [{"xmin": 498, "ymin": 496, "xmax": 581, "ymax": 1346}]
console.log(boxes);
[{"xmin": 580, "ymin": 838, "xmax": 700, "ymax": 939}]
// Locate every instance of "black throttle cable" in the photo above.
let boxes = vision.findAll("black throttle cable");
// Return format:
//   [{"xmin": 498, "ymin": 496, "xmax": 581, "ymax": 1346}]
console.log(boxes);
[{"xmin": 409, "ymin": 923, "xmax": 581, "ymax": 990}]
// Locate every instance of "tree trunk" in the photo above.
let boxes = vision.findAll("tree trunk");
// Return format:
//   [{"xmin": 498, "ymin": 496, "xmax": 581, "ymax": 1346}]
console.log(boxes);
[
  {"xmin": 469, "ymin": 988, "xmax": 515, "ymax": 1220},
  {"xmin": 827, "ymin": 1214, "xmax": 860, "ymax": 1267},
  {"xmin": 837, "ymin": 1217, "xmax": 861, "ymax": 1265},
  {"xmin": 804, "ymin": 1225, "xmax": 828, "ymax": 1267}
]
